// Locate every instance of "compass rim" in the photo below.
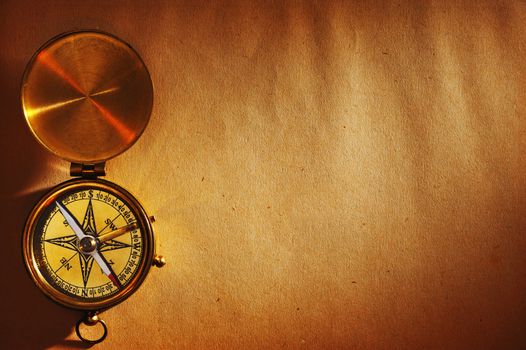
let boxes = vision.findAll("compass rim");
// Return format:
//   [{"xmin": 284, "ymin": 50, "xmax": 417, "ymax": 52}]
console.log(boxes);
[{"xmin": 22, "ymin": 178, "xmax": 155, "ymax": 311}]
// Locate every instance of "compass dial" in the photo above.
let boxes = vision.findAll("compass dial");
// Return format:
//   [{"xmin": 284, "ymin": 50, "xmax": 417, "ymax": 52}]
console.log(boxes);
[{"xmin": 23, "ymin": 179, "xmax": 154, "ymax": 310}]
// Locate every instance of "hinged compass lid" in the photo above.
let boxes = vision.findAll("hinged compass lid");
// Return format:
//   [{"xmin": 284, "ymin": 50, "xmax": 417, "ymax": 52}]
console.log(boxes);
[{"xmin": 21, "ymin": 31, "xmax": 153, "ymax": 164}]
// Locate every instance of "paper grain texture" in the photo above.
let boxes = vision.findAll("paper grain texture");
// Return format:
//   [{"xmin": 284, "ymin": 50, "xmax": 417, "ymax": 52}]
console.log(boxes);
[{"xmin": 0, "ymin": 1, "xmax": 525, "ymax": 349}]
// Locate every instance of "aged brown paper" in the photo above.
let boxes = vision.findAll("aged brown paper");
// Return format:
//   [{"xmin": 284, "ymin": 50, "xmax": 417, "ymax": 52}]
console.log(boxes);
[{"xmin": 0, "ymin": 1, "xmax": 525, "ymax": 349}]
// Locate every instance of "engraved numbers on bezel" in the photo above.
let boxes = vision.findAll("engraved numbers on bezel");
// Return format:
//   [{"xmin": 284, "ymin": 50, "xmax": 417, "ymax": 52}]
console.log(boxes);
[{"xmin": 33, "ymin": 186, "xmax": 144, "ymax": 302}]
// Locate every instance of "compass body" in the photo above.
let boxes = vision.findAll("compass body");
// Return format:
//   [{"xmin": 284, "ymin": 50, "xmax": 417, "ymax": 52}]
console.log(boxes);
[
  {"xmin": 19, "ymin": 30, "xmax": 164, "ymax": 344},
  {"xmin": 23, "ymin": 178, "xmax": 155, "ymax": 311}
]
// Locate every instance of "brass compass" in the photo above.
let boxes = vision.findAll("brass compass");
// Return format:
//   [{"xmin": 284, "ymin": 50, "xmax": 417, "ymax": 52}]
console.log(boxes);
[{"xmin": 21, "ymin": 31, "xmax": 165, "ymax": 344}]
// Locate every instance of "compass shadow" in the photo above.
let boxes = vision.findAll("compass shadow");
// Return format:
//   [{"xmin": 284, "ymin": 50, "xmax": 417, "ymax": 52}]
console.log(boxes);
[
  {"xmin": 0, "ymin": 55, "xmax": 87, "ymax": 347},
  {"xmin": 0, "ymin": 191, "xmax": 94, "ymax": 349}
]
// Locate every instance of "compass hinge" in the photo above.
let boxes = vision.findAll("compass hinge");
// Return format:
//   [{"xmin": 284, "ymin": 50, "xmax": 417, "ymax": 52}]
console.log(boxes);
[{"xmin": 70, "ymin": 163, "xmax": 106, "ymax": 178}]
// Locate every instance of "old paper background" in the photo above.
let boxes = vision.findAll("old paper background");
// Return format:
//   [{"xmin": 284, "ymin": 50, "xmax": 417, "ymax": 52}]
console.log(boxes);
[{"xmin": 0, "ymin": 1, "xmax": 525, "ymax": 349}]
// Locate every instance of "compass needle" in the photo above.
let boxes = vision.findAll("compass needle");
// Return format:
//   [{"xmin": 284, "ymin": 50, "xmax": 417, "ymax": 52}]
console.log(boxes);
[
  {"xmin": 92, "ymin": 251, "xmax": 121, "ymax": 288},
  {"xmin": 56, "ymin": 201, "xmax": 86, "ymax": 239},
  {"xmin": 98, "ymin": 222, "xmax": 139, "ymax": 243}
]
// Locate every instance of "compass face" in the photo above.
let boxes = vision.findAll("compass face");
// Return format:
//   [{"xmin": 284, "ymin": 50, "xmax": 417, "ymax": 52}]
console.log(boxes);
[{"xmin": 23, "ymin": 179, "xmax": 154, "ymax": 310}]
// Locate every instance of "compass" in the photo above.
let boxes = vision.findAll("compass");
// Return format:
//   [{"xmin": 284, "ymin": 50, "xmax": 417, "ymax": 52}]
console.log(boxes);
[{"xmin": 21, "ymin": 31, "xmax": 165, "ymax": 344}]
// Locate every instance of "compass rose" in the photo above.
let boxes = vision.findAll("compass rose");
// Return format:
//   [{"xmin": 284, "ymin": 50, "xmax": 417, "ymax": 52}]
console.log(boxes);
[{"xmin": 45, "ymin": 197, "xmax": 133, "ymax": 288}]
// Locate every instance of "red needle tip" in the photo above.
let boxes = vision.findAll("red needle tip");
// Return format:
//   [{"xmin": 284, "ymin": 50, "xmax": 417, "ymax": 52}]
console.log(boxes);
[{"xmin": 109, "ymin": 274, "xmax": 121, "ymax": 288}]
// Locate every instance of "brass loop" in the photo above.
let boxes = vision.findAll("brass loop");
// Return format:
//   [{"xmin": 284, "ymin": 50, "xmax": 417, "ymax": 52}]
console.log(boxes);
[{"xmin": 75, "ymin": 314, "xmax": 108, "ymax": 345}]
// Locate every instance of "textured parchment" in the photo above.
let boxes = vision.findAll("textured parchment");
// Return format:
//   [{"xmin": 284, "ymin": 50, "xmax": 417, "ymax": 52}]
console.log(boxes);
[{"xmin": 0, "ymin": 1, "xmax": 525, "ymax": 349}]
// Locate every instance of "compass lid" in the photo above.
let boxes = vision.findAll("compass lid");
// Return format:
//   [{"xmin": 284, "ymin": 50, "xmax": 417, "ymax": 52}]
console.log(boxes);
[{"xmin": 21, "ymin": 31, "xmax": 153, "ymax": 164}]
